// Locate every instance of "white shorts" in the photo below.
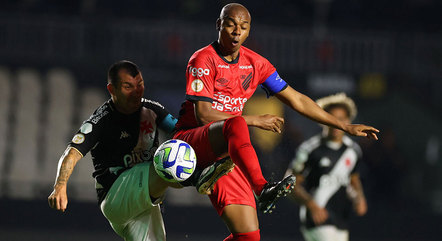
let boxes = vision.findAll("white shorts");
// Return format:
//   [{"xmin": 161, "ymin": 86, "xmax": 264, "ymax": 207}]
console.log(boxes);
[
  {"xmin": 100, "ymin": 162, "xmax": 166, "ymax": 241},
  {"xmin": 301, "ymin": 225, "xmax": 349, "ymax": 241}
]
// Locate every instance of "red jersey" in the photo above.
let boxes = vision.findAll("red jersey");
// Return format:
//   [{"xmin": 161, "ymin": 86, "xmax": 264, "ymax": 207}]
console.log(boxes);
[{"xmin": 176, "ymin": 42, "xmax": 281, "ymax": 130}]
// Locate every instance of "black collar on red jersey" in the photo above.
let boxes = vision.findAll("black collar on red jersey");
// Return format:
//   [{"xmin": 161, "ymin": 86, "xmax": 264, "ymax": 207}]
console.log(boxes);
[{"xmin": 211, "ymin": 41, "xmax": 239, "ymax": 64}]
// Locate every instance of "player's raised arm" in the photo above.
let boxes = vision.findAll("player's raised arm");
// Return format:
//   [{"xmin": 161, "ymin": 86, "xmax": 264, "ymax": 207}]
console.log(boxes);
[
  {"xmin": 194, "ymin": 101, "xmax": 284, "ymax": 133},
  {"xmin": 48, "ymin": 147, "xmax": 83, "ymax": 212},
  {"xmin": 275, "ymin": 86, "xmax": 379, "ymax": 139}
]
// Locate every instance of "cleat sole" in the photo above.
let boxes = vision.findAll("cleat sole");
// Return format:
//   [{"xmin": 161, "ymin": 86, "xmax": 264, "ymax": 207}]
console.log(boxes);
[
  {"xmin": 258, "ymin": 175, "xmax": 296, "ymax": 213},
  {"xmin": 197, "ymin": 158, "xmax": 235, "ymax": 195}
]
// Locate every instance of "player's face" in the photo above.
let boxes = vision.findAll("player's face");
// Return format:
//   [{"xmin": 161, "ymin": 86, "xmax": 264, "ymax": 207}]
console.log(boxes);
[
  {"xmin": 111, "ymin": 71, "xmax": 144, "ymax": 114},
  {"xmin": 217, "ymin": 9, "xmax": 250, "ymax": 53},
  {"xmin": 324, "ymin": 107, "xmax": 350, "ymax": 142}
]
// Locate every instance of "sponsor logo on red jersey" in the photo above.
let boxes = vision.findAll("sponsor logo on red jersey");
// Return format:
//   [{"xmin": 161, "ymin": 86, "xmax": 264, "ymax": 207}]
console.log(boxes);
[
  {"xmin": 212, "ymin": 92, "xmax": 247, "ymax": 112},
  {"xmin": 189, "ymin": 66, "xmax": 210, "ymax": 77},
  {"xmin": 216, "ymin": 78, "xmax": 229, "ymax": 87},
  {"xmin": 239, "ymin": 65, "xmax": 253, "ymax": 69},
  {"xmin": 217, "ymin": 64, "xmax": 230, "ymax": 69}
]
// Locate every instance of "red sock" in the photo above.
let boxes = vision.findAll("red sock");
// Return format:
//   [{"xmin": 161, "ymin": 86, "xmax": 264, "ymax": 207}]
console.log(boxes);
[
  {"xmin": 223, "ymin": 117, "xmax": 267, "ymax": 195},
  {"xmin": 223, "ymin": 230, "xmax": 261, "ymax": 241}
]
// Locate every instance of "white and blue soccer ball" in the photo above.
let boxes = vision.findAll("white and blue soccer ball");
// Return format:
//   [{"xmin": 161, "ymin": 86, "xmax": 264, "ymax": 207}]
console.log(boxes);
[{"xmin": 153, "ymin": 139, "xmax": 197, "ymax": 182}]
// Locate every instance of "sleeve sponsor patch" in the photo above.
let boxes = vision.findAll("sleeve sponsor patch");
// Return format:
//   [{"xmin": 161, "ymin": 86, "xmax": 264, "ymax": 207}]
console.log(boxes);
[
  {"xmin": 80, "ymin": 122, "xmax": 93, "ymax": 134},
  {"xmin": 191, "ymin": 79, "xmax": 204, "ymax": 92},
  {"xmin": 188, "ymin": 66, "xmax": 210, "ymax": 77},
  {"xmin": 91, "ymin": 110, "xmax": 109, "ymax": 124},
  {"xmin": 72, "ymin": 134, "xmax": 85, "ymax": 144},
  {"xmin": 142, "ymin": 98, "xmax": 165, "ymax": 109}
]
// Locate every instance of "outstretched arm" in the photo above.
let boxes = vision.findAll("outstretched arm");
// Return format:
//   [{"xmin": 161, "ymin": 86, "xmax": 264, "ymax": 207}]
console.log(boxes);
[
  {"xmin": 48, "ymin": 147, "xmax": 83, "ymax": 212},
  {"xmin": 195, "ymin": 100, "xmax": 285, "ymax": 133},
  {"xmin": 275, "ymin": 86, "xmax": 379, "ymax": 139}
]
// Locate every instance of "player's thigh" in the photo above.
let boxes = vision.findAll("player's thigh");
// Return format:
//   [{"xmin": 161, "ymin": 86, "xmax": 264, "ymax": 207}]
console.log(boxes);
[
  {"xmin": 101, "ymin": 163, "xmax": 153, "ymax": 223},
  {"xmin": 301, "ymin": 225, "xmax": 343, "ymax": 241},
  {"xmin": 122, "ymin": 208, "xmax": 166, "ymax": 241},
  {"xmin": 222, "ymin": 204, "xmax": 259, "ymax": 233},
  {"xmin": 208, "ymin": 120, "xmax": 228, "ymax": 157},
  {"xmin": 336, "ymin": 228, "xmax": 349, "ymax": 241},
  {"xmin": 212, "ymin": 168, "xmax": 259, "ymax": 233},
  {"xmin": 174, "ymin": 121, "xmax": 228, "ymax": 166}
]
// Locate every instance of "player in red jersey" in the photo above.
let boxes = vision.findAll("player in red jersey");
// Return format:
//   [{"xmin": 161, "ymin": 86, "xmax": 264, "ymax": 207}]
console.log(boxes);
[{"xmin": 174, "ymin": 3, "xmax": 379, "ymax": 241}]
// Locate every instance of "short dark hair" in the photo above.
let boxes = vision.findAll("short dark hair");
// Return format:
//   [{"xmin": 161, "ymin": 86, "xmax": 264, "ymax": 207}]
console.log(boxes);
[{"xmin": 107, "ymin": 60, "xmax": 140, "ymax": 86}]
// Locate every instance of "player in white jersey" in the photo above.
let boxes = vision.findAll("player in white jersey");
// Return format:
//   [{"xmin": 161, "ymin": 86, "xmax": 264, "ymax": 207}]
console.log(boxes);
[{"xmin": 286, "ymin": 93, "xmax": 368, "ymax": 241}]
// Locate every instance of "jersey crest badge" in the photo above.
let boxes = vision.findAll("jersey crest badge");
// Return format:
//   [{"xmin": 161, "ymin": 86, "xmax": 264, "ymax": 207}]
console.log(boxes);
[
  {"xmin": 241, "ymin": 72, "xmax": 253, "ymax": 90},
  {"xmin": 140, "ymin": 120, "xmax": 154, "ymax": 135},
  {"xmin": 319, "ymin": 157, "xmax": 331, "ymax": 167},
  {"xmin": 191, "ymin": 79, "xmax": 204, "ymax": 92},
  {"xmin": 72, "ymin": 134, "xmax": 85, "ymax": 144}
]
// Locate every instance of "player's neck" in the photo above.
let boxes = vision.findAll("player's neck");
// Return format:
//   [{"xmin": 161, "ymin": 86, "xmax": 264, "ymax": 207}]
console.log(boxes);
[
  {"xmin": 111, "ymin": 98, "xmax": 139, "ymax": 115},
  {"xmin": 223, "ymin": 52, "xmax": 239, "ymax": 62},
  {"xmin": 324, "ymin": 134, "xmax": 343, "ymax": 144},
  {"xmin": 216, "ymin": 40, "xmax": 240, "ymax": 62}
]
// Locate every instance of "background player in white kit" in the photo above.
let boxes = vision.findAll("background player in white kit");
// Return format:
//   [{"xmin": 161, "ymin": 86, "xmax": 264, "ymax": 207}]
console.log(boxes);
[{"xmin": 286, "ymin": 93, "xmax": 368, "ymax": 241}]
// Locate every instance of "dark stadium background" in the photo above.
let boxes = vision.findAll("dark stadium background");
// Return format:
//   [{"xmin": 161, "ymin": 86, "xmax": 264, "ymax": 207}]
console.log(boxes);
[{"xmin": 0, "ymin": 1, "xmax": 441, "ymax": 240}]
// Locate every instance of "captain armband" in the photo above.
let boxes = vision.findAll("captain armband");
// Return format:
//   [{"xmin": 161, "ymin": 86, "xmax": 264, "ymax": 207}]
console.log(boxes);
[{"xmin": 260, "ymin": 71, "xmax": 288, "ymax": 98}]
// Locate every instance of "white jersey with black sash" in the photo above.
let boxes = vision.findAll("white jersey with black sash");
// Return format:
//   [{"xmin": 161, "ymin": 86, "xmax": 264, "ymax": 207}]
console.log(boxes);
[{"xmin": 289, "ymin": 134, "xmax": 362, "ymax": 230}]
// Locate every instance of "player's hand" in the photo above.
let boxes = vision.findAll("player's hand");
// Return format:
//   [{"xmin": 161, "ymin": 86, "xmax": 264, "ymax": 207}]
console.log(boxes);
[
  {"xmin": 306, "ymin": 200, "xmax": 329, "ymax": 225},
  {"xmin": 353, "ymin": 197, "xmax": 367, "ymax": 216},
  {"xmin": 254, "ymin": 114, "xmax": 284, "ymax": 133},
  {"xmin": 345, "ymin": 124, "xmax": 379, "ymax": 140},
  {"xmin": 48, "ymin": 185, "xmax": 68, "ymax": 212}
]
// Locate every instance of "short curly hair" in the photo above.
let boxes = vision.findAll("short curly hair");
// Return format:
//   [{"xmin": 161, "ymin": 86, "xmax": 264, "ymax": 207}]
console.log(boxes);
[{"xmin": 316, "ymin": 93, "xmax": 357, "ymax": 121}]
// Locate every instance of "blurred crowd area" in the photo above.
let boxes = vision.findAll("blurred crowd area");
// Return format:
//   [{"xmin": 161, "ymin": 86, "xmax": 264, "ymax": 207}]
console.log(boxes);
[
  {"xmin": 0, "ymin": 1, "xmax": 441, "ymax": 240},
  {"xmin": 2, "ymin": 0, "xmax": 442, "ymax": 32}
]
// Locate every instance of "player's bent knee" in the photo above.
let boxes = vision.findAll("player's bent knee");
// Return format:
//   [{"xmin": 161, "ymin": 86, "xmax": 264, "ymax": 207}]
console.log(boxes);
[
  {"xmin": 224, "ymin": 230, "xmax": 261, "ymax": 241},
  {"xmin": 223, "ymin": 116, "xmax": 248, "ymax": 137}
]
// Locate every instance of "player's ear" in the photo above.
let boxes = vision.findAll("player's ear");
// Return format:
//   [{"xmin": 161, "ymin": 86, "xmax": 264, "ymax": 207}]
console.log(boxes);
[
  {"xmin": 216, "ymin": 18, "xmax": 221, "ymax": 31},
  {"xmin": 107, "ymin": 83, "xmax": 114, "ymax": 95}
]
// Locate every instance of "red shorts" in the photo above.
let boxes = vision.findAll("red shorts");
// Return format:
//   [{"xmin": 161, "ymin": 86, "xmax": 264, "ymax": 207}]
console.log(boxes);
[
  {"xmin": 209, "ymin": 166, "xmax": 256, "ymax": 216},
  {"xmin": 174, "ymin": 125, "xmax": 256, "ymax": 216}
]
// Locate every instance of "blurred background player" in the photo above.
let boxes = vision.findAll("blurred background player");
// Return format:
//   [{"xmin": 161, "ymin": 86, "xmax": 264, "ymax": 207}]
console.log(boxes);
[
  {"xmin": 173, "ymin": 3, "xmax": 378, "ymax": 241},
  {"xmin": 285, "ymin": 93, "xmax": 367, "ymax": 241},
  {"xmin": 48, "ymin": 60, "xmax": 232, "ymax": 241}
]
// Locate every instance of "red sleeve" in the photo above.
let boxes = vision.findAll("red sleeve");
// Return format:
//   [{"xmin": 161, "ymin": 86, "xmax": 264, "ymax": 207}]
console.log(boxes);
[
  {"xmin": 250, "ymin": 53, "xmax": 276, "ymax": 84},
  {"xmin": 258, "ymin": 57, "xmax": 277, "ymax": 85},
  {"xmin": 185, "ymin": 50, "xmax": 216, "ymax": 103}
]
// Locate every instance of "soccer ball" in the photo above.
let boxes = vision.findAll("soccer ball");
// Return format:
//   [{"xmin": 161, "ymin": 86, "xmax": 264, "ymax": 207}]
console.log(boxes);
[{"xmin": 153, "ymin": 139, "xmax": 197, "ymax": 182}]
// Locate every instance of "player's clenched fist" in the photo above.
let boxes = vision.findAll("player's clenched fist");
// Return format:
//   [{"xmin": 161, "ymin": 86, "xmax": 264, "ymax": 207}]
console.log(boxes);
[
  {"xmin": 306, "ymin": 200, "xmax": 329, "ymax": 225},
  {"xmin": 48, "ymin": 186, "xmax": 68, "ymax": 212}
]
